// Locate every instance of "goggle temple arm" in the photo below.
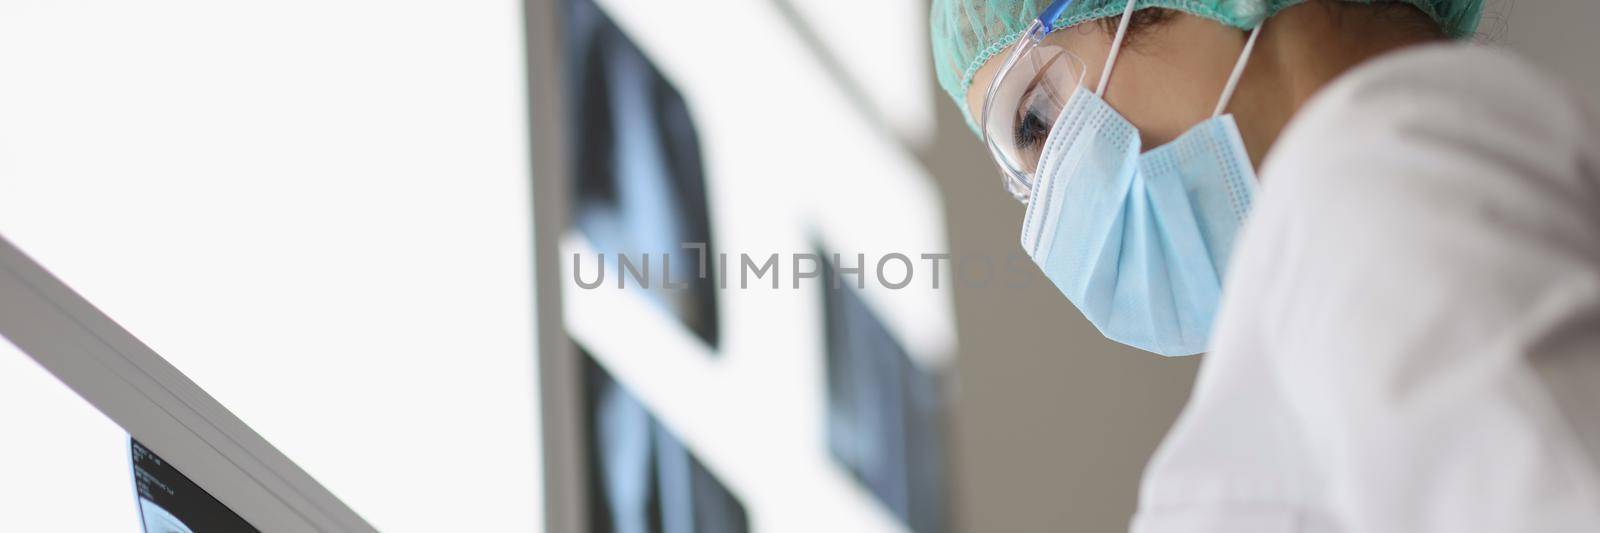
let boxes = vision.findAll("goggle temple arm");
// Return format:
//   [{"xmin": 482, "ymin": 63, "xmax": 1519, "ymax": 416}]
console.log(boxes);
[{"xmin": 1036, "ymin": 0, "xmax": 1074, "ymax": 35}]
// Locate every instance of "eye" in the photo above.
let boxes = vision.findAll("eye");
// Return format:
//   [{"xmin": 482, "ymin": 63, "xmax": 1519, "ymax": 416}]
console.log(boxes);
[
  {"xmin": 1013, "ymin": 109, "xmax": 1050, "ymax": 151},
  {"xmin": 1013, "ymin": 90, "xmax": 1055, "ymax": 154}
]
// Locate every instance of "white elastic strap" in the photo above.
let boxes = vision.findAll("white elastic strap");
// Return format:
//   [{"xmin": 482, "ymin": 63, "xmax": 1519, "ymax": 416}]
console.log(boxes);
[
  {"xmin": 1094, "ymin": 0, "xmax": 1140, "ymax": 96},
  {"xmin": 1211, "ymin": 24, "xmax": 1264, "ymax": 117}
]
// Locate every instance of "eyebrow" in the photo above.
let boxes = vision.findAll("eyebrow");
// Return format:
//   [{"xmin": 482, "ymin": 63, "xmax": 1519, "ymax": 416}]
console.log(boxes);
[{"xmin": 1013, "ymin": 52, "xmax": 1069, "ymax": 121}]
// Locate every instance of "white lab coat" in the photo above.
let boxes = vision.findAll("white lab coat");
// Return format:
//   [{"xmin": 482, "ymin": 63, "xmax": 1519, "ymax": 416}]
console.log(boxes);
[{"xmin": 1132, "ymin": 44, "xmax": 1600, "ymax": 533}]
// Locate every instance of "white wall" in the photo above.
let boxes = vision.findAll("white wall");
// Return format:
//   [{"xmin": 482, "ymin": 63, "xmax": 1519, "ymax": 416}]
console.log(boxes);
[
  {"xmin": 785, "ymin": 0, "xmax": 937, "ymax": 145},
  {"xmin": 0, "ymin": 2, "xmax": 540, "ymax": 531},
  {"xmin": 0, "ymin": 338, "xmax": 140, "ymax": 532}
]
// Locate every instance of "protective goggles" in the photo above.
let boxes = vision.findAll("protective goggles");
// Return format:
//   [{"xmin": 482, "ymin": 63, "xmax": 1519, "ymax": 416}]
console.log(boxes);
[{"xmin": 980, "ymin": 0, "xmax": 1091, "ymax": 203}]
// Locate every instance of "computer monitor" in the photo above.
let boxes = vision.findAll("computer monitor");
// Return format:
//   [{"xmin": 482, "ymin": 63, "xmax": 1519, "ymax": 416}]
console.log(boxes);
[{"xmin": 0, "ymin": 234, "xmax": 373, "ymax": 532}]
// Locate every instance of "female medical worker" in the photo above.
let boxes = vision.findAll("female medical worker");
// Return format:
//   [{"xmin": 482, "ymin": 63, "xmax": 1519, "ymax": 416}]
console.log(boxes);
[{"xmin": 932, "ymin": 0, "xmax": 1600, "ymax": 531}]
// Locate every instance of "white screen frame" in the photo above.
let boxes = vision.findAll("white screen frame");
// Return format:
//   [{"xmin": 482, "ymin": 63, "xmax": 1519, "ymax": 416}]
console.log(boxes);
[
  {"xmin": 523, "ymin": 0, "xmax": 587, "ymax": 531},
  {"xmin": 0, "ymin": 234, "xmax": 375, "ymax": 532}
]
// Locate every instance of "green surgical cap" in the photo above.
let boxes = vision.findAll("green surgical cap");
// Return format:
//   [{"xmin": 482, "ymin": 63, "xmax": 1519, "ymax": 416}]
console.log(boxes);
[{"xmin": 931, "ymin": 0, "xmax": 1485, "ymax": 132}]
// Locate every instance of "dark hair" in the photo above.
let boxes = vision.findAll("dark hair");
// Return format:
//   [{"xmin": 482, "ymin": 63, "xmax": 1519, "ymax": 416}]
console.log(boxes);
[
  {"xmin": 1096, "ymin": 7, "xmax": 1178, "ymax": 47},
  {"xmin": 1097, "ymin": 2, "xmax": 1445, "ymax": 44},
  {"xmin": 1320, "ymin": 0, "xmax": 1445, "ymax": 39}
]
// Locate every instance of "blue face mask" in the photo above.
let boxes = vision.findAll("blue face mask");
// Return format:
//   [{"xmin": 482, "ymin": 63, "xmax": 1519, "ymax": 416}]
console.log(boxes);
[{"xmin": 1020, "ymin": 24, "xmax": 1263, "ymax": 357}]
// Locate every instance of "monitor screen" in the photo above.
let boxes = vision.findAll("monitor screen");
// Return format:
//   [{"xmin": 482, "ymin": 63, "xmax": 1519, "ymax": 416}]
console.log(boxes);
[{"xmin": 132, "ymin": 440, "xmax": 257, "ymax": 533}]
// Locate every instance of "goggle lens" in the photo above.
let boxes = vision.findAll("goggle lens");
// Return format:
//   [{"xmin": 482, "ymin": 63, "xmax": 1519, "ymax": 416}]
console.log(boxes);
[{"xmin": 980, "ymin": 36, "xmax": 1087, "ymax": 203}]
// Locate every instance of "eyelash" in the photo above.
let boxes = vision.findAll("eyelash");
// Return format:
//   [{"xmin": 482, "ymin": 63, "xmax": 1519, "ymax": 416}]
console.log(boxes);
[{"xmin": 1013, "ymin": 106, "xmax": 1050, "ymax": 151}]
